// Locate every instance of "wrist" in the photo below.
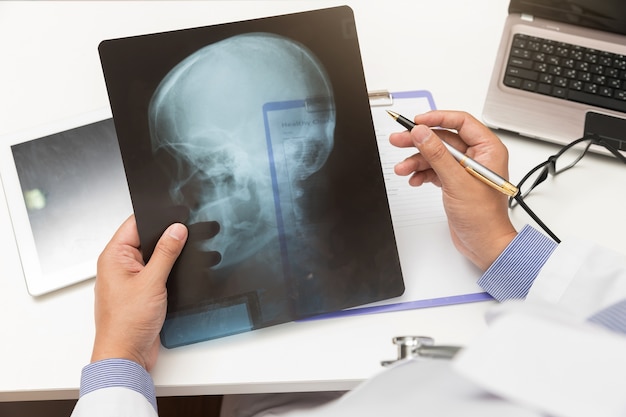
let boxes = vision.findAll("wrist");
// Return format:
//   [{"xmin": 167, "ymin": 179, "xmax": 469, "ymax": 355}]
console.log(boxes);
[
  {"xmin": 91, "ymin": 351, "xmax": 145, "ymax": 370},
  {"xmin": 457, "ymin": 225, "xmax": 517, "ymax": 271},
  {"xmin": 91, "ymin": 336, "xmax": 147, "ymax": 370},
  {"xmin": 480, "ymin": 229, "xmax": 518, "ymax": 270}
]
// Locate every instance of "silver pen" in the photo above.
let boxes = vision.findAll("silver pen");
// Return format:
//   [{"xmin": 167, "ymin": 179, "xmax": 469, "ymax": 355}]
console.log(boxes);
[{"xmin": 386, "ymin": 110, "xmax": 519, "ymax": 197}]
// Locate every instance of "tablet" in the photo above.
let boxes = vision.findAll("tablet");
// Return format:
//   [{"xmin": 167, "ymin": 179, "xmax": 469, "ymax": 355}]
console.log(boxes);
[
  {"xmin": 99, "ymin": 6, "xmax": 404, "ymax": 347},
  {"xmin": 0, "ymin": 108, "xmax": 133, "ymax": 296}
]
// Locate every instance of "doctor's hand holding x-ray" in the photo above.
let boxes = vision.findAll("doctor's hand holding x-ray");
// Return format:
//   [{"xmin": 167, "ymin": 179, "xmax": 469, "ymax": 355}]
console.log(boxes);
[
  {"xmin": 90, "ymin": 215, "xmax": 189, "ymax": 373},
  {"xmin": 72, "ymin": 111, "xmax": 626, "ymax": 417}
]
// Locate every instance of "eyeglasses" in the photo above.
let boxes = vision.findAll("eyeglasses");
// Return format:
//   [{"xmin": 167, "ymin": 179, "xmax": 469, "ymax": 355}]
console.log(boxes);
[{"xmin": 508, "ymin": 136, "xmax": 626, "ymax": 243}]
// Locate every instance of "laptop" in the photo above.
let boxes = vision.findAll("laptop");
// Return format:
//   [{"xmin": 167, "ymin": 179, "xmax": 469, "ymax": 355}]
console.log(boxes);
[{"xmin": 483, "ymin": 0, "xmax": 626, "ymax": 151}]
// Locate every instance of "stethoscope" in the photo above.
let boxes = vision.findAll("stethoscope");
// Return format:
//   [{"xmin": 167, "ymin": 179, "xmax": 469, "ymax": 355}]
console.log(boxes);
[{"xmin": 381, "ymin": 336, "xmax": 462, "ymax": 366}]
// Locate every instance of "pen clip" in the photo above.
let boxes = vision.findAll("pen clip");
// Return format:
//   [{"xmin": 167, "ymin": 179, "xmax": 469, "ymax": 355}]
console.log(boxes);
[{"xmin": 464, "ymin": 166, "xmax": 519, "ymax": 197}]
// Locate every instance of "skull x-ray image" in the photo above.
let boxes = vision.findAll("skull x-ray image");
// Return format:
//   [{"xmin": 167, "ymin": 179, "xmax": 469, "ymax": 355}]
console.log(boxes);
[
  {"xmin": 99, "ymin": 6, "xmax": 404, "ymax": 348},
  {"xmin": 148, "ymin": 33, "xmax": 335, "ymax": 270}
]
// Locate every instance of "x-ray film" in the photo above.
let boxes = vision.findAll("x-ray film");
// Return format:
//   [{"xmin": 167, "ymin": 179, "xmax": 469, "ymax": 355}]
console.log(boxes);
[{"xmin": 99, "ymin": 6, "xmax": 404, "ymax": 348}]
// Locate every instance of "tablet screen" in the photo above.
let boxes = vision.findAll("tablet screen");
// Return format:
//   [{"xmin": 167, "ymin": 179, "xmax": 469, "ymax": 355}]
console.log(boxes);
[{"xmin": 1, "ymin": 112, "xmax": 133, "ymax": 296}]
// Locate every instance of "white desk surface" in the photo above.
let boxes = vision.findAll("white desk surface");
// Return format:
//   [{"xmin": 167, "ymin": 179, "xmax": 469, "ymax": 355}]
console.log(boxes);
[{"xmin": 1, "ymin": 0, "xmax": 625, "ymax": 402}]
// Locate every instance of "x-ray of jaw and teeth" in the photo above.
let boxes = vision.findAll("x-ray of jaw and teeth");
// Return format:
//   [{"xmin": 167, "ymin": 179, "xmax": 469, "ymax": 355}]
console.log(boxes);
[{"xmin": 148, "ymin": 32, "xmax": 336, "ymax": 270}]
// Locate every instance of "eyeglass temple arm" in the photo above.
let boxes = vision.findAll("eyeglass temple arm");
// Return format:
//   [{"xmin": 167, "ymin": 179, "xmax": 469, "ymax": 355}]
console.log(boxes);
[{"xmin": 512, "ymin": 194, "xmax": 561, "ymax": 243}]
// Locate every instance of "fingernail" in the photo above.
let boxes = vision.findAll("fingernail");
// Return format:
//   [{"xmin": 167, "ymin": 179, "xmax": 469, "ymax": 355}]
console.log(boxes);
[
  {"xmin": 411, "ymin": 125, "xmax": 431, "ymax": 145},
  {"xmin": 167, "ymin": 223, "xmax": 187, "ymax": 241}
]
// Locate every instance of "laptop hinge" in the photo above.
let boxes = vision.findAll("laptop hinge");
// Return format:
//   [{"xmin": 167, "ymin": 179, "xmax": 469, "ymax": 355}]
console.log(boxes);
[{"xmin": 521, "ymin": 13, "xmax": 534, "ymax": 22}]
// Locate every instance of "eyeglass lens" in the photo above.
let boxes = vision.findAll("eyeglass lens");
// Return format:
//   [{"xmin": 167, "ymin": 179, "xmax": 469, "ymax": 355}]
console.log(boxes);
[
  {"xmin": 515, "ymin": 138, "xmax": 592, "ymax": 201},
  {"xmin": 551, "ymin": 138, "xmax": 592, "ymax": 174}
]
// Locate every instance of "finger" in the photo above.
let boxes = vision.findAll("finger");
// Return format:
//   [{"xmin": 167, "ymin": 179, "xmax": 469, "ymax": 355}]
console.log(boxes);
[
  {"xmin": 188, "ymin": 221, "xmax": 220, "ymax": 241},
  {"xmin": 107, "ymin": 214, "xmax": 141, "ymax": 250},
  {"xmin": 414, "ymin": 111, "xmax": 495, "ymax": 147},
  {"xmin": 394, "ymin": 152, "xmax": 430, "ymax": 176},
  {"xmin": 143, "ymin": 223, "xmax": 188, "ymax": 285},
  {"xmin": 98, "ymin": 215, "xmax": 144, "ymax": 268},
  {"xmin": 430, "ymin": 129, "xmax": 469, "ymax": 153},
  {"xmin": 177, "ymin": 247, "xmax": 222, "ymax": 270},
  {"xmin": 408, "ymin": 169, "xmax": 442, "ymax": 188},
  {"xmin": 409, "ymin": 125, "xmax": 465, "ymax": 185},
  {"xmin": 389, "ymin": 130, "xmax": 415, "ymax": 148},
  {"xmin": 391, "ymin": 125, "xmax": 469, "ymax": 154}
]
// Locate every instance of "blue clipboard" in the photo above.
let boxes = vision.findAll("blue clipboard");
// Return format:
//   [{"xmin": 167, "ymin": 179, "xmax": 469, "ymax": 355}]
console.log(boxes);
[{"xmin": 307, "ymin": 90, "xmax": 493, "ymax": 320}]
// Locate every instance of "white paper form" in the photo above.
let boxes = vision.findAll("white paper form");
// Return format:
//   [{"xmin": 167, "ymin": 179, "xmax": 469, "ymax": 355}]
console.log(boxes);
[
  {"xmin": 370, "ymin": 91, "xmax": 447, "ymax": 228},
  {"xmin": 312, "ymin": 91, "xmax": 492, "ymax": 320}
]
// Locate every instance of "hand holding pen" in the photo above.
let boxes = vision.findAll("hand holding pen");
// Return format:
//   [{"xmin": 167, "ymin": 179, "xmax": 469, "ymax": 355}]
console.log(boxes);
[
  {"xmin": 388, "ymin": 110, "xmax": 518, "ymax": 270},
  {"xmin": 387, "ymin": 110, "xmax": 518, "ymax": 197}
]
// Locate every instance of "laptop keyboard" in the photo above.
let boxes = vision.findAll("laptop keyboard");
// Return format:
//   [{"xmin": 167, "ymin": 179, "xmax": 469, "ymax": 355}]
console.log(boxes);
[{"xmin": 504, "ymin": 33, "xmax": 626, "ymax": 113}]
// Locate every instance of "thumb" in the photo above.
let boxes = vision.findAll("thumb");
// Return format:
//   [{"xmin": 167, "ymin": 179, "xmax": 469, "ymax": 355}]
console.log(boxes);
[
  {"xmin": 410, "ymin": 125, "xmax": 463, "ymax": 184},
  {"xmin": 144, "ymin": 223, "xmax": 188, "ymax": 284}
]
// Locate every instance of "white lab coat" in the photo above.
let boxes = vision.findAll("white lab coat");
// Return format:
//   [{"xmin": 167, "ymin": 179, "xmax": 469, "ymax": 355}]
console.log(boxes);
[{"xmin": 71, "ymin": 239, "xmax": 626, "ymax": 417}]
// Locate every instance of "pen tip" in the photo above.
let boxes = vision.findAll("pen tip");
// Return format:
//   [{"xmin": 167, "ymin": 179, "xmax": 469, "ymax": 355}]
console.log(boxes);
[{"xmin": 386, "ymin": 110, "xmax": 399, "ymax": 119}]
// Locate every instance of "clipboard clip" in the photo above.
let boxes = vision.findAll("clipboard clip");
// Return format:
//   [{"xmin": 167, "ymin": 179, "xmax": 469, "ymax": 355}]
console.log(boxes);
[
  {"xmin": 381, "ymin": 336, "xmax": 462, "ymax": 366},
  {"xmin": 368, "ymin": 90, "xmax": 393, "ymax": 107}
]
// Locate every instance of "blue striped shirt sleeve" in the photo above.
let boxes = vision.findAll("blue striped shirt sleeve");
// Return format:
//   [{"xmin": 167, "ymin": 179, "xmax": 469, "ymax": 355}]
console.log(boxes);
[
  {"xmin": 478, "ymin": 224, "xmax": 558, "ymax": 302},
  {"xmin": 479, "ymin": 225, "xmax": 626, "ymax": 335},
  {"xmin": 588, "ymin": 299, "xmax": 626, "ymax": 335},
  {"xmin": 79, "ymin": 358, "xmax": 157, "ymax": 411}
]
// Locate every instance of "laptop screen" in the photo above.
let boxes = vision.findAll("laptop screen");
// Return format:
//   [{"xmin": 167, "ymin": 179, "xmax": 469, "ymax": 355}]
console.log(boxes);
[{"xmin": 509, "ymin": 0, "xmax": 626, "ymax": 36}]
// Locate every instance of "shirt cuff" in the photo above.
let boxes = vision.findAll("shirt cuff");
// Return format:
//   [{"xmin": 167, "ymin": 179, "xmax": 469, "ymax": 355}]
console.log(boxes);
[
  {"xmin": 478, "ymin": 225, "xmax": 558, "ymax": 302},
  {"xmin": 79, "ymin": 358, "xmax": 157, "ymax": 412}
]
